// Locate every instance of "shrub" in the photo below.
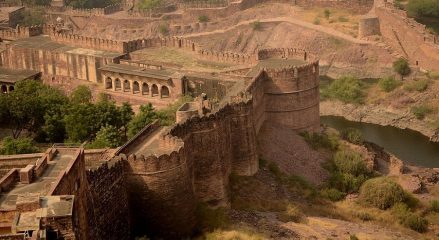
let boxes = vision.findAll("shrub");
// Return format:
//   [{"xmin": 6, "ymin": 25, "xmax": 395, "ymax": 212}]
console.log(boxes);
[
  {"xmin": 250, "ymin": 20, "xmax": 262, "ymax": 30},
  {"xmin": 299, "ymin": 131, "xmax": 339, "ymax": 150},
  {"xmin": 404, "ymin": 79, "xmax": 429, "ymax": 92},
  {"xmin": 401, "ymin": 213, "xmax": 428, "ymax": 232},
  {"xmin": 359, "ymin": 177, "xmax": 406, "ymax": 209},
  {"xmin": 268, "ymin": 161, "xmax": 282, "ymax": 180},
  {"xmin": 427, "ymin": 71, "xmax": 439, "ymax": 79},
  {"xmin": 277, "ymin": 204, "xmax": 306, "ymax": 223},
  {"xmin": 340, "ymin": 128, "xmax": 363, "ymax": 144},
  {"xmin": 324, "ymin": 9, "xmax": 331, "ymax": 19},
  {"xmin": 333, "ymin": 149, "xmax": 368, "ymax": 176},
  {"xmin": 322, "ymin": 76, "xmax": 364, "ymax": 104},
  {"xmin": 411, "ymin": 105, "xmax": 433, "ymax": 120},
  {"xmin": 313, "ymin": 17, "xmax": 321, "ymax": 25},
  {"xmin": 356, "ymin": 211, "xmax": 373, "ymax": 221},
  {"xmin": 196, "ymin": 203, "xmax": 229, "ymax": 230},
  {"xmin": 407, "ymin": 0, "xmax": 439, "ymax": 18},
  {"xmin": 338, "ymin": 16, "xmax": 349, "ymax": 22},
  {"xmin": 391, "ymin": 203, "xmax": 428, "ymax": 232},
  {"xmin": 329, "ymin": 172, "xmax": 368, "ymax": 194},
  {"xmin": 159, "ymin": 24, "xmax": 168, "ymax": 35},
  {"xmin": 350, "ymin": 235, "xmax": 359, "ymax": 240},
  {"xmin": 428, "ymin": 200, "xmax": 439, "ymax": 213},
  {"xmin": 198, "ymin": 15, "xmax": 209, "ymax": 22},
  {"xmin": 393, "ymin": 58, "xmax": 411, "ymax": 78},
  {"xmin": 320, "ymin": 188, "xmax": 346, "ymax": 201},
  {"xmin": 0, "ymin": 137, "xmax": 39, "ymax": 155},
  {"xmin": 378, "ymin": 76, "xmax": 401, "ymax": 92}
]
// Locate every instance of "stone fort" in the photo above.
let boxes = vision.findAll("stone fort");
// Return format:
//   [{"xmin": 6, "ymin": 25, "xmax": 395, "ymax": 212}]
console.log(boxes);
[
  {"xmin": 0, "ymin": 9, "xmax": 320, "ymax": 238},
  {"xmin": 1, "ymin": 0, "xmax": 438, "ymax": 238}
]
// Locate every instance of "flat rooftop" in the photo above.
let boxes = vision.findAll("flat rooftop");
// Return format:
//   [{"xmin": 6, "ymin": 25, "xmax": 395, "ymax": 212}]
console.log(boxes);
[
  {"xmin": 0, "ymin": 150, "xmax": 76, "ymax": 211},
  {"xmin": 0, "ymin": 67, "xmax": 40, "ymax": 84},
  {"xmin": 10, "ymin": 36, "xmax": 124, "ymax": 58},
  {"xmin": 99, "ymin": 63, "xmax": 176, "ymax": 80}
]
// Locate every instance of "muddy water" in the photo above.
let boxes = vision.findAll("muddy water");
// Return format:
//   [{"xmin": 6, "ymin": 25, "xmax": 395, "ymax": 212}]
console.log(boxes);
[{"xmin": 321, "ymin": 116, "xmax": 439, "ymax": 168}]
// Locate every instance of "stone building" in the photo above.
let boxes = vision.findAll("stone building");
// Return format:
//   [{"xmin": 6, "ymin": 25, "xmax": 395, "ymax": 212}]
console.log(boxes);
[{"xmin": 0, "ymin": 67, "xmax": 40, "ymax": 93}]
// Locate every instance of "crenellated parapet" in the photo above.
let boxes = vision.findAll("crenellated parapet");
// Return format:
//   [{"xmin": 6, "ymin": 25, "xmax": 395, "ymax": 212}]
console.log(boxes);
[
  {"xmin": 49, "ymin": 32, "xmax": 127, "ymax": 53},
  {"xmin": 0, "ymin": 25, "xmax": 43, "ymax": 41},
  {"xmin": 197, "ymin": 49, "xmax": 258, "ymax": 64},
  {"xmin": 257, "ymin": 48, "xmax": 312, "ymax": 61}
]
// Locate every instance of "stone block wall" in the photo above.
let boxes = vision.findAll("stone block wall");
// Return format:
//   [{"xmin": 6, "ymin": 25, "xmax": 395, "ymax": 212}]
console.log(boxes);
[
  {"xmin": 0, "ymin": 169, "xmax": 19, "ymax": 192},
  {"xmin": 263, "ymin": 61, "xmax": 320, "ymax": 132},
  {"xmin": 0, "ymin": 25, "xmax": 43, "ymax": 41},
  {"xmin": 295, "ymin": 0, "xmax": 374, "ymax": 14},
  {"xmin": 86, "ymin": 159, "xmax": 130, "ymax": 240},
  {"xmin": 258, "ymin": 48, "xmax": 309, "ymax": 61}
]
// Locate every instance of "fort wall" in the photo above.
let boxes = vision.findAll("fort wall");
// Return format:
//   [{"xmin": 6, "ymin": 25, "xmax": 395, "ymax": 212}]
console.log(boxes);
[
  {"xmin": 85, "ymin": 158, "xmax": 130, "ymax": 240},
  {"xmin": 264, "ymin": 60, "xmax": 320, "ymax": 131},
  {"xmin": 0, "ymin": 25, "xmax": 43, "ymax": 41},
  {"xmin": 0, "ymin": 169, "xmax": 19, "ymax": 192},
  {"xmin": 375, "ymin": 3, "xmax": 439, "ymax": 71}
]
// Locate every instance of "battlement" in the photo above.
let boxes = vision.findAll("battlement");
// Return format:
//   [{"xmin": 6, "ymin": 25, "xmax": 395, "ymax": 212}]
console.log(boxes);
[
  {"xmin": 263, "ymin": 60, "xmax": 320, "ymax": 78},
  {"xmin": 197, "ymin": 49, "xmax": 258, "ymax": 64},
  {"xmin": 257, "ymin": 48, "xmax": 310, "ymax": 61},
  {"xmin": 49, "ymin": 32, "xmax": 128, "ymax": 53},
  {"xmin": 86, "ymin": 157, "xmax": 125, "ymax": 182},
  {"xmin": 0, "ymin": 25, "xmax": 43, "ymax": 41}
]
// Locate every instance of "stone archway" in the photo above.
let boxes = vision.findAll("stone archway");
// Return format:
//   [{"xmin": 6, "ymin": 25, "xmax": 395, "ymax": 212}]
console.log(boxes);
[
  {"xmin": 151, "ymin": 84, "xmax": 159, "ymax": 97},
  {"xmin": 142, "ymin": 82, "xmax": 149, "ymax": 95},
  {"xmin": 115, "ymin": 78, "xmax": 121, "ymax": 91},
  {"xmin": 123, "ymin": 80, "xmax": 131, "ymax": 92},
  {"xmin": 8, "ymin": 85, "xmax": 14, "ymax": 92},
  {"xmin": 161, "ymin": 85, "xmax": 170, "ymax": 98},
  {"xmin": 105, "ymin": 77, "xmax": 113, "ymax": 89},
  {"xmin": 133, "ymin": 81, "xmax": 140, "ymax": 94},
  {"xmin": 1, "ymin": 85, "xmax": 7, "ymax": 93}
]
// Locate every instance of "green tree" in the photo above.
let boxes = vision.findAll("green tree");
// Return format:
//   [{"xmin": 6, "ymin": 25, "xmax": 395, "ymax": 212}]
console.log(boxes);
[
  {"xmin": 324, "ymin": 9, "xmax": 331, "ymax": 19},
  {"xmin": 408, "ymin": 0, "xmax": 439, "ymax": 18},
  {"xmin": 393, "ymin": 58, "xmax": 411, "ymax": 79},
  {"xmin": 70, "ymin": 85, "xmax": 92, "ymax": 105},
  {"xmin": 0, "ymin": 137, "xmax": 39, "ymax": 155},
  {"xmin": 127, "ymin": 103, "xmax": 158, "ymax": 138},
  {"xmin": 322, "ymin": 76, "xmax": 365, "ymax": 104},
  {"xmin": 88, "ymin": 125, "xmax": 122, "ymax": 148},
  {"xmin": 119, "ymin": 102, "xmax": 134, "ymax": 138},
  {"xmin": 64, "ymin": 103, "xmax": 96, "ymax": 143},
  {"xmin": 138, "ymin": 0, "xmax": 161, "ymax": 9}
]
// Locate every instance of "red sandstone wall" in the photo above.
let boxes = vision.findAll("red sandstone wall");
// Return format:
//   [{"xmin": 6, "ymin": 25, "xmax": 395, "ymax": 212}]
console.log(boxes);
[
  {"xmin": 86, "ymin": 159, "xmax": 130, "ymax": 240},
  {"xmin": 375, "ymin": 5, "xmax": 439, "ymax": 71},
  {"xmin": 263, "ymin": 61, "xmax": 320, "ymax": 132}
]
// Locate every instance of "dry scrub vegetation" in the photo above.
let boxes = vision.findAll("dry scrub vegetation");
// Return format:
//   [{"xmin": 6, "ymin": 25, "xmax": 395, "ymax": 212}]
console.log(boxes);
[{"xmin": 195, "ymin": 128, "xmax": 437, "ymax": 239}]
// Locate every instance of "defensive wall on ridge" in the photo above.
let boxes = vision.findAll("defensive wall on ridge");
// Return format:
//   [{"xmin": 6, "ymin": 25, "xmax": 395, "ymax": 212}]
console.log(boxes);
[{"xmin": 373, "ymin": 2, "xmax": 439, "ymax": 71}]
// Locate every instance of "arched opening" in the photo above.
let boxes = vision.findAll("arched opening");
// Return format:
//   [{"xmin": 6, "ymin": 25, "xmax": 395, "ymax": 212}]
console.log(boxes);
[
  {"xmin": 133, "ymin": 81, "xmax": 140, "ymax": 94},
  {"xmin": 123, "ymin": 80, "xmax": 130, "ymax": 92},
  {"xmin": 8, "ymin": 85, "xmax": 14, "ymax": 92},
  {"xmin": 142, "ymin": 83, "xmax": 149, "ymax": 95},
  {"xmin": 105, "ymin": 77, "xmax": 113, "ymax": 89},
  {"xmin": 115, "ymin": 78, "xmax": 121, "ymax": 91},
  {"xmin": 192, "ymin": 43, "xmax": 195, "ymax": 51},
  {"xmin": 151, "ymin": 84, "xmax": 159, "ymax": 97},
  {"xmin": 161, "ymin": 86, "xmax": 170, "ymax": 98},
  {"xmin": 178, "ymin": 39, "xmax": 182, "ymax": 48},
  {"xmin": 1, "ymin": 85, "xmax": 7, "ymax": 93}
]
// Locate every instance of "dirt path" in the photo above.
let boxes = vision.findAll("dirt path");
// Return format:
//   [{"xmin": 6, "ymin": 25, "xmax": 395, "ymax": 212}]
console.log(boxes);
[{"xmin": 181, "ymin": 16, "xmax": 370, "ymax": 45}]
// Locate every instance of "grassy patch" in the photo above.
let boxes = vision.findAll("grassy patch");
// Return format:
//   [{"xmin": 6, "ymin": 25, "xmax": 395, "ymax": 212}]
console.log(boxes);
[
  {"xmin": 196, "ymin": 203, "xmax": 229, "ymax": 231},
  {"xmin": 157, "ymin": 95, "xmax": 193, "ymax": 125},
  {"xmin": 250, "ymin": 20, "xmax": 262, "ymax": 30},
  {"xmin": 410, "ymin": 104, "xmax": 433, "ymax": 120},
  {"xmin": 378, "ymin": 76, "xmax": 402, "ymax": 92},
  {"xmin": 277, "ymin": 203, "xmax": 307, "ymax": 223},
  {"xmin": 340, "ymin": 128, "xmax": 363, "ymax": 145},
  {"xmin": 299, "ymin": 131, "xmax": 340, "ymax": 150},
  {"xmin": 359, "ymin": 177, "xmax": 412, "ymax": 210},
  {"xmin": 404, "ymin": 79, "xmax": 430, "ymax": 92}
]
